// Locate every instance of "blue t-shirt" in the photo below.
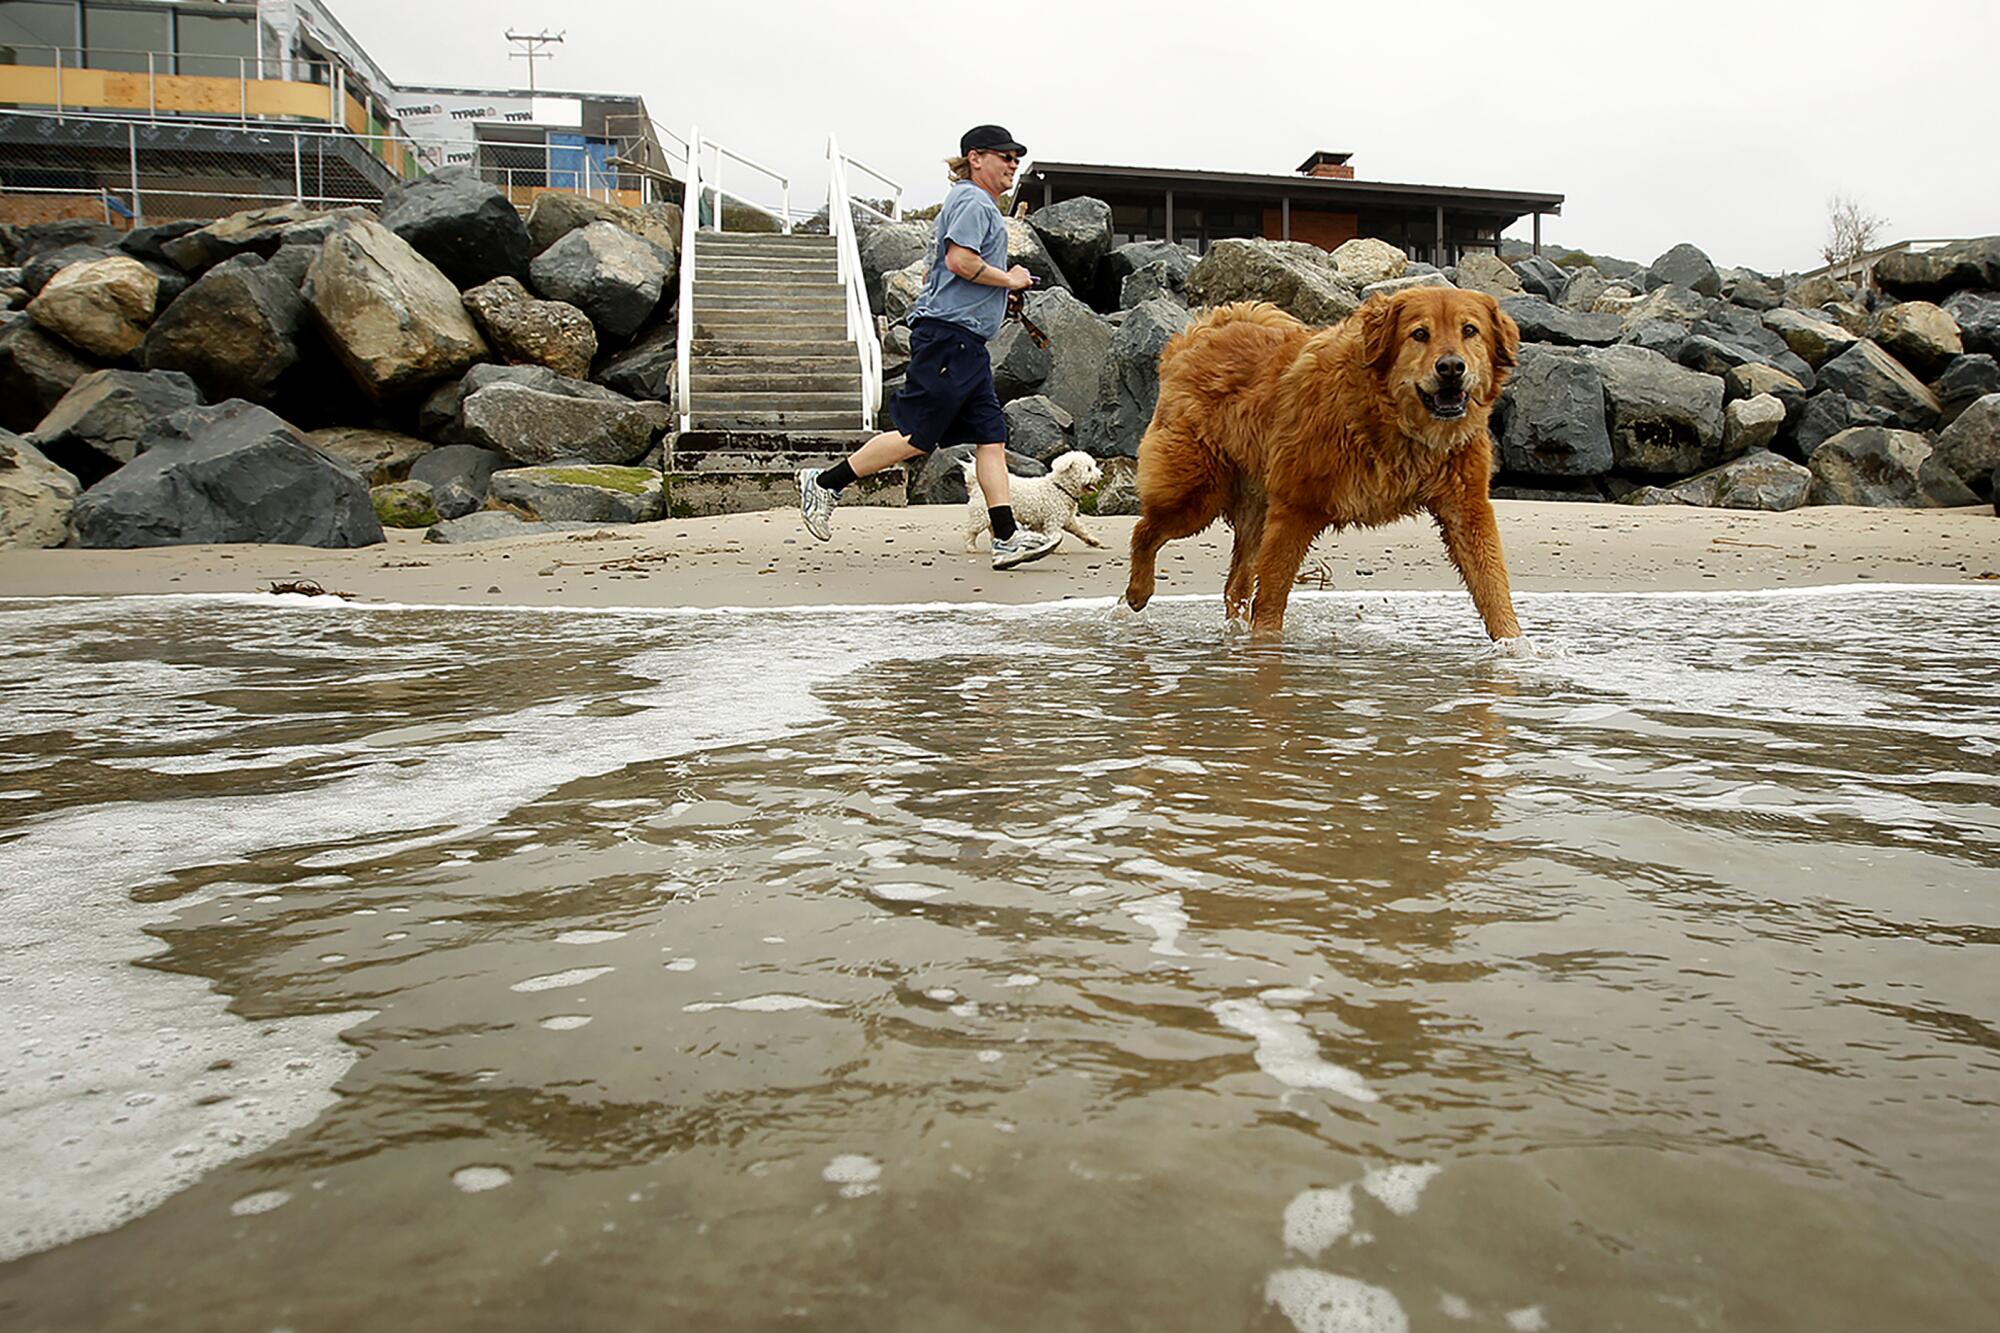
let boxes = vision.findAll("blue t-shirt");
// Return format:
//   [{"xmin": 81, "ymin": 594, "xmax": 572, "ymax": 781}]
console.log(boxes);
[{"xmin": 908, "ymin": 179, "xmax": 1010, "ymax": 339}]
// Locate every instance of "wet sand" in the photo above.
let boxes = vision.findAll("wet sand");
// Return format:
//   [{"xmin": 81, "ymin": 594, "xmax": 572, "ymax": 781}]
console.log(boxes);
[{"xmin": 3, "ymin": 501, "xmax": 1998, "ymax": 608}]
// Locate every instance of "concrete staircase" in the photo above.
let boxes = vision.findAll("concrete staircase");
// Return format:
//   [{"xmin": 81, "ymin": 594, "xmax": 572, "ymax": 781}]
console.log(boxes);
[{"xmin": 672, "ymin": 231, "xmax": 903, "ymax": 516}]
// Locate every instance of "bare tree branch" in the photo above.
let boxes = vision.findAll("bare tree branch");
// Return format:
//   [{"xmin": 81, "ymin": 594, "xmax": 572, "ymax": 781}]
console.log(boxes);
[{"xmin": 1822, "ymin": 192, "xmax": 1888, "ymax": 274}]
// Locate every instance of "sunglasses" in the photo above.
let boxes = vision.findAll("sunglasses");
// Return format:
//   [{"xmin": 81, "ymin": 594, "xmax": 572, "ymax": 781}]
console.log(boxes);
[{"xmin": 978, "ymin": 151, "xmax": 1021, "ymax": 165}]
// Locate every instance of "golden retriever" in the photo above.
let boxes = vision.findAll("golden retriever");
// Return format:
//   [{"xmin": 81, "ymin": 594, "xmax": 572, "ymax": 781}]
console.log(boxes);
[{"xmin": 1121, "ymin": 286, "xmax": 1523, "ymax": 639}]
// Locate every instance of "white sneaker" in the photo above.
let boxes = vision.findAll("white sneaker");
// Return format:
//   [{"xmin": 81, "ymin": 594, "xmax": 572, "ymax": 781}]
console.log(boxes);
[
  {"xmin": 991, "ymin": 527, "xmax": 1061, "ymax": 570},
  {"xmin": 797, "ymin": 467, "xmax": 837, "ymax": 541}
]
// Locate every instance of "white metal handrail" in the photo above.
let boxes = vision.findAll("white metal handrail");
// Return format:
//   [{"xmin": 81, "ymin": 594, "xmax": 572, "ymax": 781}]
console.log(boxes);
[
  {"xmin": 827, "ymin": 133, "xmax": 884, "ymax": 432},
  {"xmin": 839, "ymin": 155, "xmax": 904, "ymax": 221},
  {"xmin": 676, "ymin": 124, "xmax": 703, "ymax": 434},
  {"xmin": 1, "ymin": 43, "xmax": 347, "ymax": 127},
  {"xmin": 698, "ymin": 138, "xmax": 791, "ymax": 234}
]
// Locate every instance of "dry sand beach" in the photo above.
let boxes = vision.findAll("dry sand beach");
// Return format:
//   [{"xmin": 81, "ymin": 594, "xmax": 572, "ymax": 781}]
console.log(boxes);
[{"xmin": 5, "ymin": 501, "xmax": 1999, "ymax": 609}]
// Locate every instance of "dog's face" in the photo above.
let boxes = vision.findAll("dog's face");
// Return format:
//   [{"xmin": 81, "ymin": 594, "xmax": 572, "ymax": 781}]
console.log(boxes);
[
  {"xmin": 1051, "ymin": 451, "xmax": 1102, "ymax": 493},
  {"xmin": 1359, "ymin": 287, "xmax": 1520, "ymax": 442}
]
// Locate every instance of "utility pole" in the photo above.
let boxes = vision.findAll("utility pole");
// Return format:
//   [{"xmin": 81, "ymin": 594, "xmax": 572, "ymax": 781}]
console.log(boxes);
[{"xmin": 505, "ymin": 29, "xmax": 564, "ymax": 93}]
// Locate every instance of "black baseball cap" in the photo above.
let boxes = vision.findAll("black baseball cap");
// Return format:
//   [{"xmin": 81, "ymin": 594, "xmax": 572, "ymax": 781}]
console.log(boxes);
[{"xmin": 961, "ymin": 124, "xmax": 1027, "ymax": 156}]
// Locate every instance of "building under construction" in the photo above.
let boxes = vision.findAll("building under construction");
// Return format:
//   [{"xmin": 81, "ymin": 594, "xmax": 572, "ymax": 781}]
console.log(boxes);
[{"xmin": 0, "ymin": 0, "xmax": 678, "ymax": 227}]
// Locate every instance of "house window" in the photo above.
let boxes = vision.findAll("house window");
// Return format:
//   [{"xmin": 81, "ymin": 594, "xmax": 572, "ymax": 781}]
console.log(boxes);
[
  {"xmin": 0, "ymin": 0, "xmax": 79, "ymax": 63},
  {"xmin": 175, "ymin": 12, "xmax": 256, "ymax": 78},
  {"xmin": 81, "ymin": 1, "xmax": 168, "ymax": 73}
]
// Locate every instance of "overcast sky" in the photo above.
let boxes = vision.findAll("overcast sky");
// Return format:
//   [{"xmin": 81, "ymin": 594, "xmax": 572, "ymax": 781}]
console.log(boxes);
[{"xmin": 332, "ymin": 0, "xmax": 1997, "ymax": 274}]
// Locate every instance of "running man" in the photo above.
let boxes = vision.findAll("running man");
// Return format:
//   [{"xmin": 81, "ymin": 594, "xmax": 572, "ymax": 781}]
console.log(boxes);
[{"xmin": 798, "ymin": 124, "xmax": 1061, "ymax": 570}]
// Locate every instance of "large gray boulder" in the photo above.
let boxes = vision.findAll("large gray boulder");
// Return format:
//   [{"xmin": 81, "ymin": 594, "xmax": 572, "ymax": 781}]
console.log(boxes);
[
  {"xmin": 490, "ymin": 463, "xmax": 664, "ymax": 524},
  {"xmin": 1590, "ymin": 343, "xmax": 1726, "ymax": 476},
  {"xmin": 409, "ymin": 442, "xmax": 505, "ymax": 519},
  {"xmin": 1872, "ymin": 237, "xmax": 2000, "ymax": 301},
  {"xmin": 1720, "ymin": 267, "xmax": 1782, "ymax": 312},
  {"xmin": 1873, "ymin": 300, "xmax": 1962, "ymax": 378},
  {"xmin": 592, "ymin": 320, "xmax": 676, "ymax": 403},
  {"xmin": 882, "ymin": 257, "xmax": 927, "ymax": 326},
  {"xmin": 457, "ymin": 375, "xmax": 669, "ymax": 465},
  {"xmin": 26, "ymin": 255, "xmax": 158, "ymax": 358},
  {"xmin": 425, "ymin": 511, "xmax": 599, "ymax": 543},
  {"xmin": 1332, "ymin": 238, "xmax": 1409, "ymax": 290},
  {"xmin": 529, "ymin": 221, "xmax": 670, "ymax": 340},
  {"xmin": 1618, "ymin": 319, "xmax": 1689, "ymax": 362},
  {"xmin": 523, "ymin": 193, "xmax": 680, "ymax": 260},
  {"xmin": 1807, "ymin": 426, "xmax": 1981, "ymax": 507},
  {"xmin": 1186, "ymin": 238, "xmax": 1358, "ymax": 325},
  {"xmin": 1795, "ymin": 391, "xmax": 1898, "ymax": 458},
  {"xmin": 1933, "ymin": 394, "xmax": 2000, "ymax": 501},
  {"xmin": 1453, "ymin": 252, "xmax": 1525, "ymax": 298},
  {"xmin": 859, "ymin": 220, "xmax": 933, "ymax": 314},
  {"xmin": 987, "ymin": 321, "xmax": 1051, "ymax": 403},
  {"xmin": 463, "ymin": 276, "xmax": 597, "ymax": 380},
  {"xmin": 1941, "ymin": 290, "xmax": 2000, "ymax": 357},
  {"xmin": 1644, "ymin": 243, "xmax": 1722, "ymax": 298},
  {"xmin": 161, "ymin": 203, "xmax": 328, "ymax": 273},
  {"xmin": 1510, "ymin": 254, "xmax": 1568, "ymax": 303},
  {"xmin": 1026, "ymin": 197, "xmax": 1112, "ymax": 294},
  {"xmin": 1496, "ymin": 345, "xmax": 1613, "ymax": 476},
  {"xmin": 0, "ymin": 316, "xmax": 100, "ymax": 432},
  {"xmin": 1934, "ymin": 354, "xmax": 2000, "ymax": 429},
  {"xmin": 21, "ymin": 244, "xmax": 115, "ymax": 298},
  {"xmin": 1019, "ymin": 287, "xmax": 1114, "ymax": 420},
  {"xmin": 1761, "ymin": 308, "xmax": 1858, "ymax": 368},
  {"xmin": 1499, "ymin": 296, "xmax": 1621, "ymax": 347},
  {"xmin": 1723, "ymin": 393, "xmax": 1787, "ymax": 453},
  {"xmin": 1101, "ymin": 240, "xmax": 1195, "ymax": 308},
  {"xmin": 118, "ymin": 219, "xmax": 206, "ymax": 267},
  {"xmin": 1557, "ymin": 266, "xmax": 1610, "ymax": 312},
  {"xmin": 1120, "ymin": 252, "xmax": 1194, "ymax": 310},
  {"xmin": 1619, "ymin": 283, "xmax": 1710, "ymax": 330},
  {"xmin": 303, "ymin": 217, "xmax": 489, "ymax": 401},
  {"xmin": 1814, "ymin": 340, "xmax": 1942, "ymax": 431},
  {"xmin": 305, "ymin": 427, "xmax": 432, "ymax": 486},
  {"xmin": 1693, "ymin": 307, "xmax": 1815, "ymax": 387},
  {"xmin": 0, "ymin": 430, "xmax": 79, "ymax": 547},
  {"xmin": 27, "ymin": 367, "xmax": 203, "ymax": 486},
  {"xmin": 1077, "ymin": 298, "xmax": 1193, "ymax": 460},
  {"xmin": 1002, "ymin": 395, "xmax": 1075, "ymax": 464},
  {"xmin": 13, "ymin": 220, "xmax": 120, "ymax": 262},
  {"xmin": 1625, "ymin": 449, "xmax": 1812, "ymax": 511},
  {"xmin": 379, "ymin": 166, "xmax": 533, "ymax": 290},
  {"xmin": 1003, "ymin": 217, "xmax": 1071, "ymax": 292},
  {"xmin": 69, "ymin": 400, "xmax": 383, "ymax": 547}
]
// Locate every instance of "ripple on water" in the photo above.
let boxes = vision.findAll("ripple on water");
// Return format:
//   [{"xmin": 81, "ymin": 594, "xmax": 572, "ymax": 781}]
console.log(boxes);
[{"xmin": 510, "ymin": 967, "xmax": 615, "ymax": 993}]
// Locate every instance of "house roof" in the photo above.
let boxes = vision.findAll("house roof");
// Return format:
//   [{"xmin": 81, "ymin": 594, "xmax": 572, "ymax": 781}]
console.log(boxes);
[{"xmin": 1025, "ymin": 160, "xmax": 1563, "ymax": 217}]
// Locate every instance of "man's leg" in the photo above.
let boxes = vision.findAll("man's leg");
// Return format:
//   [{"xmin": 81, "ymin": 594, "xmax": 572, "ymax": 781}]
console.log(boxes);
[
  {"xmin": 798, "ymin": 430, "xmax": 925, "ymax": 541},
  {"xmin": 975, "ymin": 441, "xmax": 1062, "ymax": 570}
]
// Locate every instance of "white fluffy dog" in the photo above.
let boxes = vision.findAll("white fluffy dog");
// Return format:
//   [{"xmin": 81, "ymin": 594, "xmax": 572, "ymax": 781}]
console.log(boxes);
[{"xmin": 961, "ymin": 450, "xmax": 1105, "ymax": 552}]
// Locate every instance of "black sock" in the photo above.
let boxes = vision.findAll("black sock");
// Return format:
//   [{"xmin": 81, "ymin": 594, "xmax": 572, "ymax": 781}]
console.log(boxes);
[
  {"xmin": 989, "ymin": 506, "xmax": 1017, "ymax": 541},
  {"xmin": 817, "ymin": 461, "xmax": 857, "ymax": 492}
]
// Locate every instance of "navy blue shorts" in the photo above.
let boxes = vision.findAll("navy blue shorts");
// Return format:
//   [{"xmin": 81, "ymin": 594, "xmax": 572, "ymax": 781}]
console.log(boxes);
[{"xmin": 889, "ymin": 318, "xmax": 1010, "ymax": 452}]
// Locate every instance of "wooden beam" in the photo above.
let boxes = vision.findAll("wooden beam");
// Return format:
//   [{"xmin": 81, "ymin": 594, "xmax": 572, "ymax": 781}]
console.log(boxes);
[
  {"xmin": 1533, "ymin": 211, "xmax": 1542, "ymax": 256},
  {"xmin": 1281, "ymin": 196, "xmax": 1290, "ymax": 242},
  {"xmin": 1165, "ymin": 188, "xmax": 1174, "ymax": 245}
]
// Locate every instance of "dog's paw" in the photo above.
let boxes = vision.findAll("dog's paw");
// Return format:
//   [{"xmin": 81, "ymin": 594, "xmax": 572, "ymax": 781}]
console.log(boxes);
[
  {"xmin": 1483, "ymin": 635, "xmax": 1559, "ymax": 661},
  {"xmin": 1110, "ymin": 599, "xmax": 1145, "ymax": 624}
]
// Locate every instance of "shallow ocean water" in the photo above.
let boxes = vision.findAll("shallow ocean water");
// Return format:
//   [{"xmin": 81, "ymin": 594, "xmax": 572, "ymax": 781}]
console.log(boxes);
[{"xmin": 1, "ymin": 587, "xmax": 1996, "ymax": 1332}]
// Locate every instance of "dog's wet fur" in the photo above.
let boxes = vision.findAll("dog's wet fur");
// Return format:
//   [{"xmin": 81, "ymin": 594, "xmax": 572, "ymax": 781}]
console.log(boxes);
[{"xmin": 1122, "ymin": 287, "xmax": 1524, "ymax": 639}]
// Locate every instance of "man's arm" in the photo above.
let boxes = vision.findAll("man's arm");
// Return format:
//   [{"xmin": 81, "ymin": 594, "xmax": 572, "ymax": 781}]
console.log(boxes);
[{"xmin": 944, "ymin": 243, "xmax": 1031, "ymax": 290}]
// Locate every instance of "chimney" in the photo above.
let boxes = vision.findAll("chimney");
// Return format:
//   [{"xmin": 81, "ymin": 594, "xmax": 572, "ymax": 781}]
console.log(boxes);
[{"xmin": 1296, "ymin": 150, "xmax": 1354, "ymax": 180}]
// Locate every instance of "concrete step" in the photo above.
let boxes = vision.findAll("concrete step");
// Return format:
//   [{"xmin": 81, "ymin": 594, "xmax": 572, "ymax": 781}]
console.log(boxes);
[
  {"xmin": 696, "ymin": 294, "xmax": 849, "ymax": 312},
  {"xmin": 699, "ymin": 234, "xmax": 838, "ymax": 249},
  {"xmin": 694, "ymin": 353, "xmax": 859, "ymax": 374},
  {"xmin": 693, "ymin": 390, "xmax": 862, "ymax": 412},
  {"xmin": 695, "ymin": 320, "xmax": 850, "ymax": 340},
  {"xmin": 692, "ymin": 260, "xmax": 840, "ymax": 278},
  {"xmin": 666, "ymin": 459, "xmax": 903, "ymax": 518},
  {"xmin": 693, "ymin": 340, "xmax": 860, "ymax": 360},
  {"xmin": 695, "ymin": 278, "xmax": 845, "ymax": 296},
  {"xmin": 691, "ymin": 372, "xmax": 863, "ymax": 395},
  {"xmin": 689, "ymin": 409, "xmax": 869, "ymax": 431},
  {"xmin": 673, "ymin": 428, "xmax": 879, "ymax": 463}
]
